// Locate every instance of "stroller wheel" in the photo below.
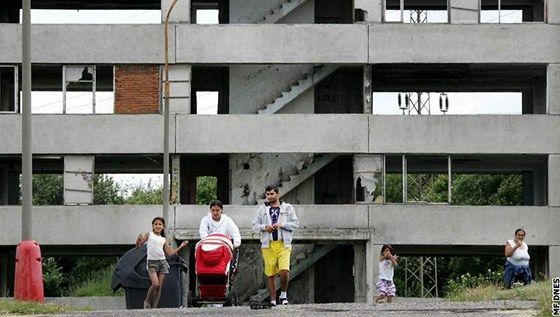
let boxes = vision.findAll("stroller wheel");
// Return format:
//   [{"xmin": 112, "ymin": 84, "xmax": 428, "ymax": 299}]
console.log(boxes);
[{"xmin": 224, "ymin": 290, "xmax": 239, "ymax": 307}]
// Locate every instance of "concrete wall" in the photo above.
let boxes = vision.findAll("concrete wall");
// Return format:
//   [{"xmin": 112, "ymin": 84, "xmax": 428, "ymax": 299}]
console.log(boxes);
[
  {"xmin": 2, "ymin": 114, "xmax": 560, "ymax": 154},
  {"xmin": 547, "ymin": 64, "xmax": 560, "ymax": 114}
]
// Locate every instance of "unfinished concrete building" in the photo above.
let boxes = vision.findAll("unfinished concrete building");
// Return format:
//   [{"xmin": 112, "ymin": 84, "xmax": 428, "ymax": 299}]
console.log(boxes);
[{"xmin": 1, "ymin": 0, "xmax": 560, "ymax": 304}]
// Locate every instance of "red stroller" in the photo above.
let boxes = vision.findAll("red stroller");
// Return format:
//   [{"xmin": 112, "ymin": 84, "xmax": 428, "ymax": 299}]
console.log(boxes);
[{"xmin": 192, "ymin": 233, "xmax": 239, "ymax": 306}]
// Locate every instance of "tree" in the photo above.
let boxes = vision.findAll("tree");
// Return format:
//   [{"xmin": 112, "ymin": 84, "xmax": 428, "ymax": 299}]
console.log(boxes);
[
  {"xmin": 196, "ymin": 176, "xmax": 217, "ymax": 205},
  {"xmin": 93, "ymin": 175, "xmax": 125, "ymax": 205},
  {"xmin": 125, "ymin": 182, "xmax": 162, "ymax": 205},
  {"xmin": 32, "ymin": 174, "xmax": 64, "ymax": 205}
]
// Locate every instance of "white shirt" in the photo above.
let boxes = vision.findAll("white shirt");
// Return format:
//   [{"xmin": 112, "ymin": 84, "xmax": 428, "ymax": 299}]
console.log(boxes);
[
  {"xmin": 199, "ymin": 213, "xmax": 241, "ymax": 248},
  {"xmin": 146, "ymin": 232, "xmax": 166, "ymax": 260},
  {"xmin": 506, "ymin": 239, "xmax": 530, "ymax": 266},
  {"xmin": 379, "ymin": 259, "xmax": 395, "ymax": 281}
]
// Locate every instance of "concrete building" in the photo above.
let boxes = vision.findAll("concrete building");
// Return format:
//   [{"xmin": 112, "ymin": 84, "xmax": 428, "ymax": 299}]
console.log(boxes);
[{"xmin": 1, "ymin": 0, "xmax": 559, "ymax": 304}]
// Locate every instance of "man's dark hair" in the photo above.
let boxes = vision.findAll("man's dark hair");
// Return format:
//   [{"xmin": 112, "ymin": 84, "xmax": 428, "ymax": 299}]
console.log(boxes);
[{"xmin": 265, "ymin": 184, "xmax": 279, "ymax": 193}]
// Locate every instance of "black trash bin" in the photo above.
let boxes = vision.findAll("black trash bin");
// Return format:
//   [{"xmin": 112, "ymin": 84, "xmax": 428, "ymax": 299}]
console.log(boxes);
[{"xmin": 111, "ymin": 245, "xmax": 188, "ymax": 309}]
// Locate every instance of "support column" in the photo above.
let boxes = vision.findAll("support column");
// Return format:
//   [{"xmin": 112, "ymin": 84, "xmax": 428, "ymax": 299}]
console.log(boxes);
[
  {"xmin": 363, "ymin": 65, "xmax": 372, "ymax": 114},
  {"xmin": 367, "ymin": 241, "xmax": 381, "ymax": 304},
  {"xmin": 180, "ymin": 245, "xmax": 190, "ymax": 306},
  {"xmin": 549, "ymin": 155, "xmax": 560, "ymax": 207},
  {"xmin": 353, "ymin": 243, "xmax": 367, "ymax": 302},
  {"xmin": 168, "ymin": 65, "xmax": 192, "ymax": 114},
  {"xmin": 548, "ymin": 0, "xmax": 560, "ymax": 24},
  {"xmin": 550, "ymin": 246, "xmax": 560, "ymax": 279},
  {"xmin": 449, "ymin": 0, "xmax": 479, "ymax": 24},
  {"xmin": 547, "ymin": 64, "xmax": 560, "ymax": 114},
  {"xmin": 161, "ymin": 0, "xmax": 190, "ymax": 23},
  {"xmin": 354, "ymin": 0, "xmax": 382, "ymax": 23},
  {"xmin": 171, "ymin": 156, "xmax": 181, "ymax": 204}
]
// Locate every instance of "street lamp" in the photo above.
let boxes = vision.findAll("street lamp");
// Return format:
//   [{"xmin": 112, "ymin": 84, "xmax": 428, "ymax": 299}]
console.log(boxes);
[{"xmin": 163, "ymin": 0, "xmax": 178, "ymax": 223}]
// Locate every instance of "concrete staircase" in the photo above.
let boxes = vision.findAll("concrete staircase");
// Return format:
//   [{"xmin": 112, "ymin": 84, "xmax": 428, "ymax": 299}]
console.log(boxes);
[
  {"xmin": 257, "ymin": 154, "xmax": 338, "ymax": 204},
  {"xmin": 258, "ymin": 65, "xmax": 339, "ymax": 114},
  {"xmin": 250, "ymin": 244, "xmax": 337, "ymax": 302},
  {"xmin": 259, "ymin": 0, "xmax": 309, "ymax": 24}
]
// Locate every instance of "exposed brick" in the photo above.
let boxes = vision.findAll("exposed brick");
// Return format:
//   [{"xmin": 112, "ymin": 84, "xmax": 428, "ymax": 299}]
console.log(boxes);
[{"xmin": 114, "ymin": 65, "xmax": 161, "ymax": 114}]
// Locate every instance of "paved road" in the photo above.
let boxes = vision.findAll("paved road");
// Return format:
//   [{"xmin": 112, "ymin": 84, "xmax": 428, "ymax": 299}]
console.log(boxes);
[{"xmin": 41, "ymin": 300, "xmax": 537, "ymax": 317}]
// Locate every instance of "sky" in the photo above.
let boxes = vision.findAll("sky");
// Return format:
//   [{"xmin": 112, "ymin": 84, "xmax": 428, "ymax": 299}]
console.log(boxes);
[{"xmin": 22, "ymin": 8, "xmax": 522, "ymax": 188}]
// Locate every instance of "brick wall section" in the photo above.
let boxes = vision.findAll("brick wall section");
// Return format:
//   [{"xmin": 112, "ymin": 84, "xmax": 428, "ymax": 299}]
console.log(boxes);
[{"xmin": 114, "ymin": 65, "xmax": 160, "ymax": 114}]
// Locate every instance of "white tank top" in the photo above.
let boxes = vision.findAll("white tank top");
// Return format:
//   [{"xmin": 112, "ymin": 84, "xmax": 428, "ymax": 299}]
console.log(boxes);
[
  {"xmin": 506, "ymin": 239, "xmax": 530, "ymax": 266},
  {"xmin": 379, "ymin": 259, "xmax": 395, "ymax": 281},
  {"xmin": 147, "ymin": 232, "xmax": 166, "ymax": 260}
]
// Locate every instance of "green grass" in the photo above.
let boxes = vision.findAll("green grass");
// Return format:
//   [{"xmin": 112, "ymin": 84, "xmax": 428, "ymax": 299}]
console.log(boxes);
[
  {"xmin": 0, "ymin": 299, "xmax": 84, "ymax": 314},
  {"xmin": 69, "ymin": 264, "xmax": 124, "ymax": 297},
  {"xmin": 447, "ymin": 280, "xmax": 552, "ymax": 316}
]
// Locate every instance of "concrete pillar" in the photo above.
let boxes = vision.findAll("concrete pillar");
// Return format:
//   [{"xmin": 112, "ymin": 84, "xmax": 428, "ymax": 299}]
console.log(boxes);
[
  {"xmin": 550, "ymin": 246, "xmax": 560, "ymax": 279},
  {"xmin": 64, "ymin": 156, "xmax": 94, "ymax": 205},
  {"xmin": 0, "ymin": 165, "xmax": 8, "ymax": 205},
  {"xmin": 353, "ymin": 243, "xmax": 367, "ymax": 302},
  {"xmin": 549, "ymin": 155, "xmax": 560, "ymax": 206},
  {"xmin": 449, "ymin": 0, "xmax": 479, "ymax": 24},
  {"xmin": 354, "ymin": 0, "xmax": 383, "ymax": 23},
  {"xmin": 161, "ymin": 0, "xmax": 190, "ymax": 23},
  {"xmin": 367, "ymin": 241, "xmax": 380, "ymax": 304},
  {"xmin": 548, "ymin": 0, "xmax": 560, "ymax": 24},
  {"xmin": 547, "ymin": 64, "xmax": 560, "ymax": 114},
  {"xmin": 168, "ymin": 64, "xmax": 192, "ymax": 114},
  {"xmin": 171, "ymin": 156, "xmax": 181, "ymax": 204},
  {"xmin": 180, "ymin": 244, "xmax": 190, "ymax": 306},
  {"xmin": 300, "ymin": 264, "xmax": 315, "ymax": 303},
  {"xmin": 363, "ymin": 65, "xmax": 372, "ymax": 114}
]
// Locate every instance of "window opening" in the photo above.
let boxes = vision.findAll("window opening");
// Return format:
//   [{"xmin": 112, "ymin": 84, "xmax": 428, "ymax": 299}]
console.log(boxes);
[
  {"xmin": 384, "ymin": 0, "xmax": 448, "ymax": 23},
  {"xmin": 373, "ymin": 92, "xmax": 522, "ymax": 115},
  {"xmin": 195, "ymin": 91, "xmax": 218, "ymax": 114},
  {"xmin": 25, "ymin": 9, "xmax": 160, "ymax": 24},
  {"xmin": 0, "ymin": 66, "xmax": 18, "ymax": 112}
]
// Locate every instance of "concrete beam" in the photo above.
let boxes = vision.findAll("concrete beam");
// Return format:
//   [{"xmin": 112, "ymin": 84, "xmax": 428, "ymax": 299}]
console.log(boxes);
[
  {"xmin": 0, "ymin": 114, "xmax": 173, "ymax": 154},
  {"xmin": 369, "ymin": 24, "xmax": 560, "ymax": 63},
  {"xmin": 1, "ymin": 114, "xmax": 559, "ymax": 155},
  {"xmin": 1, "ymin": 205, "xmax": 558, "ymax": 247},
  {"xmin": 549, "ymin": 0, "xmax": 560, "ymax": 24},
  {"xmin": 0, "ymin": 24, "xmax": 166, "ymax": 64},
  {"xmin": 550, "ymin": 246, "xmax": 560, "ymax": 278},
  {"xmin": 1, "ymin": 24, "xmax": 559, "ymax": 64},
  {"xmin": 176, "ymin": 24, "xmax": 369, "ymax": 64}
]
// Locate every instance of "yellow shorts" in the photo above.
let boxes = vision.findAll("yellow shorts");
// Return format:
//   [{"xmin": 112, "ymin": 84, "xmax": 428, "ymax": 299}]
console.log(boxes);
[{"xmin": 262, "ymin": 241, "xmax": 292, "ymax": 277}]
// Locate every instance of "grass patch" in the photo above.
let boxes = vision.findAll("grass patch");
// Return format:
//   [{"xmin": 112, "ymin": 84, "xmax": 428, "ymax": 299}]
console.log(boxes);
[
  {"xmin": 446, "ymin": 280, "xmax": 552, "ymax": 316},
  {"xmin": 0, "ymin": 299, "xmax": 83, "ymax": 314},
  {"xmin": 69, "ymin": 264, "xmax": 124, "ymax": 297}
]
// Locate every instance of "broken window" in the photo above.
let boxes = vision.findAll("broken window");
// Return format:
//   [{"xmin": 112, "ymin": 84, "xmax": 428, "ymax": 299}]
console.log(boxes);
[
  {"xmin": 354, "ymin": 155, "xmax": 384, "ymax": 203},
  {"xmin": 0, "ymin": 66, "xmax": 18, "ymax": 112},
  {"xmin": 30, "ymin": 65, "xmax": 114, "ymax": 114}
]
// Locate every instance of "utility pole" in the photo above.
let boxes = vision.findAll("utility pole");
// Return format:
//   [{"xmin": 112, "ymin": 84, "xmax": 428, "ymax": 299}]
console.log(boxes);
[
  {"xmin": 163, "ymin": 0, "xmax": 178, "ymax": 223},
  {"xmin": 21, "ymin": 0, "xmax": 32, "ymax": 240}
]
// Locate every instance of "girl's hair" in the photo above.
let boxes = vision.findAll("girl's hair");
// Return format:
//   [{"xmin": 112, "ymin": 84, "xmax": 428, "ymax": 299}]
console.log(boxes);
[
  {"xmin": 380, "ymin": 244, "xmax": 393, "ymax": 255},
  {"xmin": 152, "ymin": 217, "xmax": 166, "ymax": 238},
  {"xmin": 514, "ymin": 228, "xmax": 526, "ymax": 235},
  {"xmin": 209, "ymin": 200, "xmax": 223, "ymax": 209}
]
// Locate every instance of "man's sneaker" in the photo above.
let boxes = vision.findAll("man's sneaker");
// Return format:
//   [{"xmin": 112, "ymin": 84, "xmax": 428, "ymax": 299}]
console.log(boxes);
[
  {"xmin": 280, "ymin": 297, "xmax": 289, "ymax": 305},
  {"xmin": 143, "ymin": 301, "xmax": 151, "ymax": 309},
  {"xmin": 270, "ymin": 301, "xmax": 277, "ymax": 307}
]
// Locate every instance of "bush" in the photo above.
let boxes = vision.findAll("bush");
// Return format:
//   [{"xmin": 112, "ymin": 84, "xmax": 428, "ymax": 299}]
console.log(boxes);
[{"xmin": 444, "ymin": 269, "xmax": 503, "ymax": 296}]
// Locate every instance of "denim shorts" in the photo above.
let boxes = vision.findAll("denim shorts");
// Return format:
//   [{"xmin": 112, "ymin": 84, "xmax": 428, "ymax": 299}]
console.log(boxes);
[{"xmin": 147, "ymin": 259, "xmax": 169, "ymax": 274}]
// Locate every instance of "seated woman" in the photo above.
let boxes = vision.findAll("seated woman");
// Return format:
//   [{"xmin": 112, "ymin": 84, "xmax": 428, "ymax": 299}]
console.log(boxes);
[
  {"xmin": 199, "ymin": 200, "xmax": 241, "ymax": 248},
  {"xmin": 504, "ymin": 228, "xmax": 532, "ymax": 288}
]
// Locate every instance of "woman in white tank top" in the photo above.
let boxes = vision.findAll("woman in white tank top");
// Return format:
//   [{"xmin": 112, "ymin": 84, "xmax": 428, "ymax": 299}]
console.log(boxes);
[
  {"xmin": 504, "ymin": 228, "xmax": 533, "ymax": 288},
  {"xmin": 136, "ymin": 217, "xmax": 188, "ymax": 309}
]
